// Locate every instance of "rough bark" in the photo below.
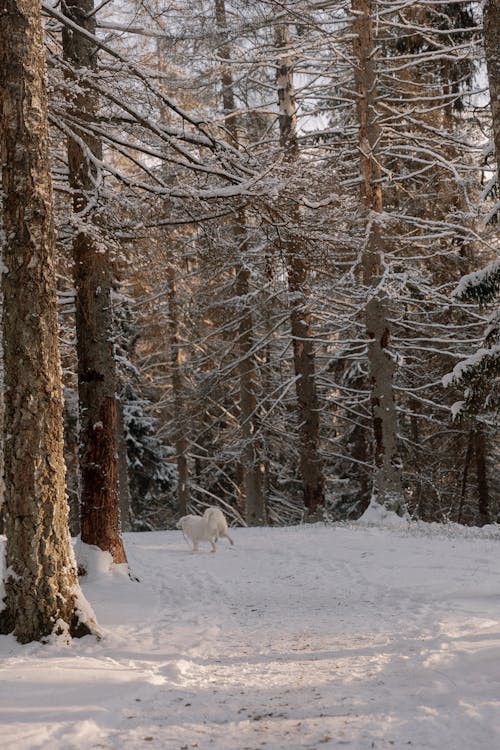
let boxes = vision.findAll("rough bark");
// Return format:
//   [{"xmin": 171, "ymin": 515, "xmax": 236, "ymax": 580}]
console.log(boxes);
[
  {"xmin": 352, "ymin": 0, "xmax": 404, "ymax": 512},
  {"xmin": 0, "ymin": 0, "xmax": 97, "ymax": 642},
  {"xmin": 275, "ymin": 23, "xmax": 325, "ymax": 515},
  {"xmin": 484, "ymin": 0, "xmax": 500, "ymax": 178},
  {"xmin": 62, "ymin": 0, "xmax": 127, "ymax": 563},
  {"xmin": 215, "ymin": 0, "xmax": 265, "ymax": 524}
]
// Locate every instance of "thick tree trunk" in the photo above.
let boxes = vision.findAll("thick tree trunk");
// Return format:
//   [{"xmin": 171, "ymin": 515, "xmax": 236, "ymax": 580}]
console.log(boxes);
[
  {"xmin": 275, "ymin": 23, "xmax": 325, "ymax": 515},
  {"xmin": 0, "ymin": 0, "xmax": 97, "ymax": 642},
  {"xmin": 62, "ymin": 0, "xmax": 126, "ymax": 563},
  {"xmin": 352, "ymin": 0, "xmax": 404, "ymax": 512},
  {"xmin": 484, "ymin": 0, "xmax": 500, "ymax": 178},
  {"xmin": 215, "ymin": 0, "xmax": 265, "ymax": 524}
]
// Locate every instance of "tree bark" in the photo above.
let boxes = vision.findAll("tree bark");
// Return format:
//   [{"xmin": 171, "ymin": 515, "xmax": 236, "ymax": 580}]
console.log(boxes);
[
  {"xmin": 116, "ymin": 398, "xmax": 132, "ymax": 531},
  {"xmin": 0, "ymin": 0, "xmax": 97, "ymax": 642},
  {"xmin": 215, "ymin": 0, "xmax": 265, "ymax": 524},
  {"xmin": 275, "ymin": 22, "xmax": 325, "ymax": 516},
  {"xmin": 352, "ymin": 0, "xmax": 404, "ymax": 512},
  {"xmin": 484, "ymin": 0, "xmax": 500, "ymax": 178},
  {"xmin": 62, "ymin": 0, "xmax": 127, "ymax": 563}
]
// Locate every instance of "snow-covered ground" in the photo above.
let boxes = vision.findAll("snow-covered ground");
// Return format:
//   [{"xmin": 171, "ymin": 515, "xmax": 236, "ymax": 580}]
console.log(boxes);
[{"xmin": 2, "ymin": 518, "xmax": 500, "ymax": 750}]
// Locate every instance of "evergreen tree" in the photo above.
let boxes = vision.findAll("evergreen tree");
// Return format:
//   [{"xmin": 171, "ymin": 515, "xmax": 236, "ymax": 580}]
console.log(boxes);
[
  {"xmin": 61, "ymin": 0, "xmax": 127, "ymax": 565},
  {"xmin": 0, "ymin": 0, "xmax": 98, "ymax": 642}
]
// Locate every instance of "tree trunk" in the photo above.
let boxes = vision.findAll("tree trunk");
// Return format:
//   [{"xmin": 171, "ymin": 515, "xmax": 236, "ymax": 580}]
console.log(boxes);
[
  {"xmin": 484, "ymin": 0, "xmax": 500, "ymax": 178},
  {"xmin": 457, "ymin": 427, "xmax": 474, "ymax": 524},
  {"xmin": 0, "ymin": 0, "xmax": 97, "ymax": 642},
  {"xmin": 64, "ymin": 390, "xmax": 81, "ymax": 535},
  {"xmin": 352, "ymin": 0, "xmax": 404, "ymax": 513},
  {"xmin": 275, "ymin": 22, "xmax": 325, "ymax": 516},
  {"xmin": 62, "ymin": 0, "xmax": 126, "ymax": 563},
  {"xmin": 214, "ymin": 0, "xmax": 238, "ymax": 146},
  {"xmin": 215, "ymin": 0, "xmax": 265, "ymax": 524},
  {"xmin": 474, "ymin": 426, "xmax": 490, "ymax": 526},
  {"xmin": 235, "ymin": 259, "xmax": 265, "ymax": 525},
  {"xmin": 116, "ymin": 398, "xmax": 132, "ymax": 531},
  {"xmin": 166, "ymin": 262, "xmax": 190, "ymax": 517},
  {"xmin": 409, "ymin": 399, "xmax": 423, "ymax": 516},
  {"xmin": 473, "ymin": 1, "xmax": 495, "ymax": 527},
  {"xmin": 153, "ymin": 40, "xmax": 191, "ymax": 519}
]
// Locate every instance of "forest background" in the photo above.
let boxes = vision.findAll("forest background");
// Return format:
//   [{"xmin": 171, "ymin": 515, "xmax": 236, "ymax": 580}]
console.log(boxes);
[{"xmin": 0, "ymin": 0, "xmax": 499, "ymax": 546}]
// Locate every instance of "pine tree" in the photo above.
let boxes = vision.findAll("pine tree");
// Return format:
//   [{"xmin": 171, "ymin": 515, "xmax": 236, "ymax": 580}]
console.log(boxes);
[
  {"xmin": 274, "ymin": 20, "xmax": 325, "ymax": 516},
  {"xmin": 351, "ymin": 0, "xmax": 405, "ymax": 513},
  {"xmin": 0, "ymin": 0, "xmax": 98, "ymax": 642},
  {"xmin": 442, "ymin": 0, "xmax": 500, "ymax": 423},
  {"xmin": 61, "ymin": 0, "xmax": 127, "ymax": 564},
  {"xmin": 213, "ymin": 0, "xmax": 265, "ymax": 524}
]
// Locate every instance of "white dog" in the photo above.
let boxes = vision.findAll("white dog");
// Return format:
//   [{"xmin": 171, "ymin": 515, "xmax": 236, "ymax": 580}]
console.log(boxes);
[{"xmin": 177, "ymin": 506, "xmax": 234, "ymax": 552}]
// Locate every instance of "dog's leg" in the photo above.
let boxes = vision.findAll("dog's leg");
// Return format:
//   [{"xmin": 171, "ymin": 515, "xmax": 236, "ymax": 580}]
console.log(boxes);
[
  {"xmin": 210, "ymin": 538, "xmax": 217, "ymax": 553},
  {"xmin": 223, "ymin": 532, "xmax": 234, "ymax": 546}
]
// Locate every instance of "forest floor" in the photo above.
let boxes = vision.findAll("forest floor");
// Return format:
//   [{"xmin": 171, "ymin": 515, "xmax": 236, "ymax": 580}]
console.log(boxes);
[{"xmin": 1, "ymin": 516, "xmax": 500, "ymax": 749}]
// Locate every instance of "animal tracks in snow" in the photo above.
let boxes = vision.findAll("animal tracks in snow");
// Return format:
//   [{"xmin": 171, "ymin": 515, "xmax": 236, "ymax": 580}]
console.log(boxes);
[
  {"xmin": 109, "ymin": 524, "xmax": 500, "ymax": 749},
  {"xmin": 2, "ymin": 522, "xmax": 500, "ymax": 749}
]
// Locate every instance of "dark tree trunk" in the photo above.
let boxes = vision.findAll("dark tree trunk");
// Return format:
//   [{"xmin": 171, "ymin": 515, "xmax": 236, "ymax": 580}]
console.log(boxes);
[
  {"xmin": 62, "ymin": 0, "xmax": 127, "ymax": 563},
  {"xmin": 0, "ymin": 0, "xmax": 97, "ymax": 642}
]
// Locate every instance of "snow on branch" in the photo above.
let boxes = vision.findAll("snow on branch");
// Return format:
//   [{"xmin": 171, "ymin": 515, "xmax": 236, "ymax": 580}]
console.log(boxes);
[{"xmin": 453, "ymin": 259, "xmax": 500, "ymax": 306}]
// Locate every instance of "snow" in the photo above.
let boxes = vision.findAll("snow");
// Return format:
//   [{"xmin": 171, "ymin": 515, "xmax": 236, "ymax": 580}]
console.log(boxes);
[
  {"xmin": 442, "ymin": 344, "xmax": 500, "ymax": 387},
  {"xmin": 2, "ymin": 520, "xmax": 500, "ymax": 749},
  {"xmin": 452, "ymin": 259, "xmax": 500, "ymax": 300}
]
